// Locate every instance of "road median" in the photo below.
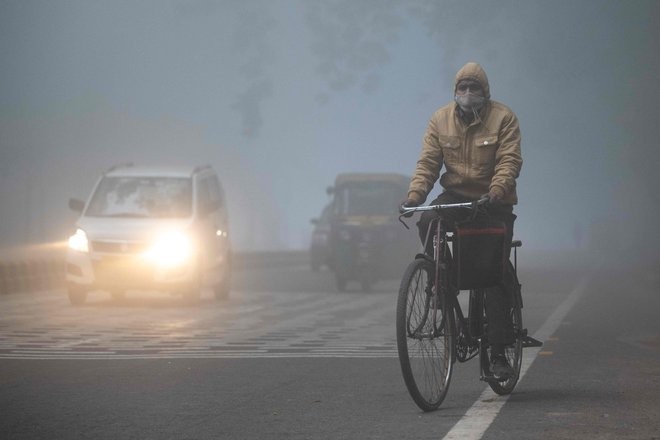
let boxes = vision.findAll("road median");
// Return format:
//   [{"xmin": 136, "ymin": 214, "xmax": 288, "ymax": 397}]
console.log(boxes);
[{"xmin": 0, "ymin": 245, "xmax": 307, "ymax": 295}]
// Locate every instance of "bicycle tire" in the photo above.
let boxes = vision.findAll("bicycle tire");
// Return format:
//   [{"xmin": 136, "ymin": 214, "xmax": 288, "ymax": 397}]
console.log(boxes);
[
  {"xmin": 396, "ymin": 258, "xmax": 454, "ymax": 411},
  {"xmin": 484, "ymin": 262, "xmax": 523, "ymax": 395}
]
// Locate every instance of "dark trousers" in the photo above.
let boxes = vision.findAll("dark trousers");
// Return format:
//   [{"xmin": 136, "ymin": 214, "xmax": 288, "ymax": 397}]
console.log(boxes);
[{"xmin": 416, "ymin": 191, "xmax": 516, "ymax": 346}]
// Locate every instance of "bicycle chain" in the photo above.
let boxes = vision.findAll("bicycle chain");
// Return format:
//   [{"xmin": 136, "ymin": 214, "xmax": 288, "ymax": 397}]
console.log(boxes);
[{"xmin": 455, "ymin": 318, "xmax": 479, "ymax": 362}]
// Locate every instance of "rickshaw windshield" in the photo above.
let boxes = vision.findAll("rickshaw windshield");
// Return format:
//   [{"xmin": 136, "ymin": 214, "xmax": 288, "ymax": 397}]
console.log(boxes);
[{"xmin": 334, "ymin": 181, "xmax": 404, "ymax": 216}]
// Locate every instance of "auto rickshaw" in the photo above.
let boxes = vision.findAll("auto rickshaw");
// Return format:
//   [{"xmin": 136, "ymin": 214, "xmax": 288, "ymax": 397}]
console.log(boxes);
[{"xmin": 326, "ymin": 173, "xmax": 419, "ymax": 291}]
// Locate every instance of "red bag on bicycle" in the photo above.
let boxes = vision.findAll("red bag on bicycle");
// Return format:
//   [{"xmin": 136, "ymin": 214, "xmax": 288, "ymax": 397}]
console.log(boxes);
[{"xmin": 453, "ymin": 218, "xmax": 506, "ymax": 290}]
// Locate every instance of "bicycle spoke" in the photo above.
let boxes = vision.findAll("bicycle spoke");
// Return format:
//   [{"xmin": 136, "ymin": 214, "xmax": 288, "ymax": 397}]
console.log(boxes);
[
  {"xmin": 407, "ymin": 269, "xmax": 430, "ymax": 336},
  {"xmin": 408, "ymin": 331, "xmax": 450, "ymax": 403}
]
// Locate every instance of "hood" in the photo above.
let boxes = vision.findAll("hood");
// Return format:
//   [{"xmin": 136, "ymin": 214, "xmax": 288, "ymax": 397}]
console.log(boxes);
[
  {"xmin": 454, "ymin": 62, "xmax": 490, "ymax": 99},
  {"xmin": 76, "ymin": 216, "xmax": 193, "ymax": 242}
]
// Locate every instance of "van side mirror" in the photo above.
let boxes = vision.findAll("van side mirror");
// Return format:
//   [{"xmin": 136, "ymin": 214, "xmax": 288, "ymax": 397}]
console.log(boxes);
[
  {"xmin": 326, "ymin": 186, "xmax": 334, "ymax": 195},
  {"xmin": 310, "ymin": 218, "xmax": 319, "ymax": 225},
  {"xmin": 69, "ymin": 198, "xmax": 85, "ymax": 213}
]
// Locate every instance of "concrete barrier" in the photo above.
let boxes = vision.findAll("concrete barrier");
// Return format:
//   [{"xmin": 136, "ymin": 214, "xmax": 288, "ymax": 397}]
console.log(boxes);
[
  {"xmin": 0, "ymin": 247, "xmax": 307, "ymax": 295},
  {"xmin": 0, "ymin": 260, "xmax": 60, "ymax": 294}
]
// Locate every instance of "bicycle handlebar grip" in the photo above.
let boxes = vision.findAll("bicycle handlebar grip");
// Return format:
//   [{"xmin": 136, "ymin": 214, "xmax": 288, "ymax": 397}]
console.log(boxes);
[{"xmin": 400, "ymin": 204, "xmax": 417, "ymax": 218}]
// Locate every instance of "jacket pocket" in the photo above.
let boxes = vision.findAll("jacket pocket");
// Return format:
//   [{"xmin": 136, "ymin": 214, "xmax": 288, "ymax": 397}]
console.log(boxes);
[
  {"xmin": 438, "ymin": 135, "xmax": 461, "ymax": 167},
  {"xmin": 438, "ymin": 135, "xmax": 461, "ymax": 149},
  {"xmin": 474, "ymin": 133, "xmax": 498, "ymax": 167}
]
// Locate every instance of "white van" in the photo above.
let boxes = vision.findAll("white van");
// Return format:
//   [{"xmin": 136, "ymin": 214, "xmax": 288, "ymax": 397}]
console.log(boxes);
[{"xmin": 65, "ymin": 164, "xmax": 231, "ymax": 304}]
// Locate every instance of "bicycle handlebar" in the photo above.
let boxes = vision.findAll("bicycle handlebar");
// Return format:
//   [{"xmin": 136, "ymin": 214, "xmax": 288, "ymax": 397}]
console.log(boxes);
[{"xmin": 399, "ymin": 197, "xmax": 490, "ymax": 215}]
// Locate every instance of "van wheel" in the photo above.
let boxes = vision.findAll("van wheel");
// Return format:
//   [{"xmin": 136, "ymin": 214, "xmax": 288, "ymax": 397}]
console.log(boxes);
[
  {"xmin": 214, "ymin": 255, "xmax": 232, "ymax": 300},
  {"xmin": 68, "ymin": 285, "xmax": 88, "ymax": 305},
  {"xmin": 214, "ymin": 267, "xmax": 231, "ymax": 300}
]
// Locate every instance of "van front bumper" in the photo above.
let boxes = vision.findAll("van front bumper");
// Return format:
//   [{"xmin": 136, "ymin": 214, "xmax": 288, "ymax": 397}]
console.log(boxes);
[{"xmin": 65, "ymin": 249, "xmax": 197, "ymax": 291}]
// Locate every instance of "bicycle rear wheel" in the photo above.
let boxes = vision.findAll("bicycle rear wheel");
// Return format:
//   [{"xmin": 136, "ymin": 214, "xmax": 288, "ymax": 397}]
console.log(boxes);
[
  {"xmin": 484, "ymin": 262, "xmax": 523, "ymax": 395},
  {"xmin": 396, "ymin": 258, "xmax": 454, "ymax": 411}
]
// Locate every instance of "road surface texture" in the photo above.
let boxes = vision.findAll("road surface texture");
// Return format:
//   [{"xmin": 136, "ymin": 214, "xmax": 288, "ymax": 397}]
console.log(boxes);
[{"xmin": 1, "ymin": 249, "xmax": 659, "ymax": 439}]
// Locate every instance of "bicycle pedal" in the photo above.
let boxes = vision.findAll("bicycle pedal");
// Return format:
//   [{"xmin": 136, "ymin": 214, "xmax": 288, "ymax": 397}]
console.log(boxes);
[
  {"xmin": 480, "ymin": 374, "xmax": 506, "ymax": 384},
  {"xmin": 521, "ymin": 335, "xmax": 543, "ymax": 348}
]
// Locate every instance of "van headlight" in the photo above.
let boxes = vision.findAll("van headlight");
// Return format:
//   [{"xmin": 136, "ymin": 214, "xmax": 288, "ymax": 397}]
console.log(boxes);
[
  {"xmin": 68, "ymin": 229, "xmax": 89, "ymax": 253},
  {"xmin": 144, "ymin": 231, "xmax": 193, "ymax": 267}
]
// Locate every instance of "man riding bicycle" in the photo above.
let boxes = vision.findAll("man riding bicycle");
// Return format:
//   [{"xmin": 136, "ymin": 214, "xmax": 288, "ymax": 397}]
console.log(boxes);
[{"xmin": 403, "ymin": 62, "xmax": 523, "ymax": 380}]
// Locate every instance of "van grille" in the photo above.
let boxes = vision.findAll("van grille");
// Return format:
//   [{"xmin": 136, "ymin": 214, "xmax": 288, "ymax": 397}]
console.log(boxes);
[
  {"xmin": 91, "ymin": 241, "xmax": 148, "ymax": 255},
  {"xmin": 92, "ymin": 256, "xmax": 153, "ymax": 285}
]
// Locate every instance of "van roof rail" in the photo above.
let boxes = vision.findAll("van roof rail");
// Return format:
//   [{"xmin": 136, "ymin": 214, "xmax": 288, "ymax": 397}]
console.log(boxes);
[
  {"xmin": 193, "ymin": 164, "xmax": 212, "ymax": 174},
  {"xmin": 105, "ymin": 162, "xmax": 134, "ymax": 173}
]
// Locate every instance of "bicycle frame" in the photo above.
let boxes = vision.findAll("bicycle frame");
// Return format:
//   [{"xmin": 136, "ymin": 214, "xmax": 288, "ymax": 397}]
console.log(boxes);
[
  {"xmin": 427, "ymin": 216, "xmax": 480, "ymax": 357},
  {"xmin": 402, "ymin": 198, "xmax": 508, "ymax": 359},
  {"xmin": 401, "ymin": 198, "xmax": 488, "ymax": 336},
  {"xmin": 397, "ymin": 198, "xmax": 542, "ymax": 410}
]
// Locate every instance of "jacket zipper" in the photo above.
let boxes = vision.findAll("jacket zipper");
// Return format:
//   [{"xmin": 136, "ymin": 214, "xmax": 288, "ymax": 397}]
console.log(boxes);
[{"xmin": 463, "ymin": 123, "xmax": 474, "ymax": 179}]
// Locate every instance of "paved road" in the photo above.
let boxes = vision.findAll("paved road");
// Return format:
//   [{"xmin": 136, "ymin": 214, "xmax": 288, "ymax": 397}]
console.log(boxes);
[{"xmin": 1, "ymin": 250, "xmax": 659, "ymax": 439}]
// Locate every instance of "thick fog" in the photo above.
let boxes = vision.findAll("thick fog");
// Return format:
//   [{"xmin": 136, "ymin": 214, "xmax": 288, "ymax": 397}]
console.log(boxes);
[{"xmin": 1, "ymin": 0, "xmax": 659, "ymax": 252}]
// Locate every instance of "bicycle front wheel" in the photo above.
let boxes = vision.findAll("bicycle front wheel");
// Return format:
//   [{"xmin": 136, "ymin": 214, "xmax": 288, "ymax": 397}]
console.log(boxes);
[{"xmin": 396, "ymin": 258, "xmax": 454, "ymax": 412}]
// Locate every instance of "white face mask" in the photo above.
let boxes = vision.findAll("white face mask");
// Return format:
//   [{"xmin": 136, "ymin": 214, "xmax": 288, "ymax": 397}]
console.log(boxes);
[{"xmin": 455, "ymin": 93, "xmax": 486, "ymax": 113}]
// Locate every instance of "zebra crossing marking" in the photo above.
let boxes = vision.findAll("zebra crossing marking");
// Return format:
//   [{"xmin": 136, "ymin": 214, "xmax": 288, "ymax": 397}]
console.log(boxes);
[{"xmin": 0, "ymin": 287, "xmax": 399, "ymax": 360}]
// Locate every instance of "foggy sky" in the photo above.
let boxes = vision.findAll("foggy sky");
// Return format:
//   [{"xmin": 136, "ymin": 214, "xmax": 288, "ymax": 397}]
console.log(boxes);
[{"xmin": 1, "ymin": 0, "xmax": 659, "ymax": 252}]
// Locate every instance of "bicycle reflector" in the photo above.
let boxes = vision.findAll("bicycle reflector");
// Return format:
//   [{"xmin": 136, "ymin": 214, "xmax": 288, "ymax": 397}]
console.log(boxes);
[{"xmin": 454, "ymin": 220, "xmax": 506, "ymax": 290}]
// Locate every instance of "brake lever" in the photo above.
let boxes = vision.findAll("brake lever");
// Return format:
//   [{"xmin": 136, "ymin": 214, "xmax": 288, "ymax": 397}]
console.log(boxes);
[
  {"xmin": 398, "ymin": 214, "xmax": 410, "ymax": 230},
  {"xmin": 469, "ymin": 200, "xmax": 479, "ymax": 221}
]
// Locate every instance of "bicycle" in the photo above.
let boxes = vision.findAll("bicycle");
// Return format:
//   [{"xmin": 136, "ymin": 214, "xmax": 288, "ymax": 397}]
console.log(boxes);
[{"xmin": 396, "ymin": 198, "xmax": 542, "ymax": 412}]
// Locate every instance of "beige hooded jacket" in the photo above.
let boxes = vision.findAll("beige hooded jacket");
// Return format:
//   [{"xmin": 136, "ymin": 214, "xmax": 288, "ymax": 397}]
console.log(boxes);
[{"xmin": 408, "ymin": 62, "xmax": 522, "ymax": 205}]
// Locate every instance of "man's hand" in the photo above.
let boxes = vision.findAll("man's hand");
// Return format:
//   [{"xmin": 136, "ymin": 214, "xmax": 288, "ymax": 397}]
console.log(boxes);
[
  {"xmin": 400, "ymin": 199, "xmax": 419, "ymax": 218},
  {"xmin": 481, "ymin": 189, "xmax": 502, "ymax": 204}
]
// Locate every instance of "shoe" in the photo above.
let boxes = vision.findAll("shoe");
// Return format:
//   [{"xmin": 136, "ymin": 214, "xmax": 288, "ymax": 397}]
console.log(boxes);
[{"xmin": 490, "ymin": 354, "xmax": 514, "ymax": 380}]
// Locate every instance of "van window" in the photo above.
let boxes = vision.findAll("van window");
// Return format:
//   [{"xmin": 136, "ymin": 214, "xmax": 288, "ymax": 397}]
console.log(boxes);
[
  {"xmin": 86, "ymin": 177, "xmax": 192, "ymax": 218},
  {"xmin": 198, "ymin": 175, "xmax": 225, "ymax": 211},
  {"xmin": 208, "ymin": 176, "xmax": 224, "ymax": 207},
  {"xmin": 197, "ymin": 178, "xmax": 211, "ymax": 207}
]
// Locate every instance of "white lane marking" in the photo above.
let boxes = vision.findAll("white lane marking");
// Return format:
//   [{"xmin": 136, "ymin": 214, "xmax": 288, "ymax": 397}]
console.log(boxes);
[{"xmin": 442, "ymin": 275, "xmax": 591, "ymax": 440}]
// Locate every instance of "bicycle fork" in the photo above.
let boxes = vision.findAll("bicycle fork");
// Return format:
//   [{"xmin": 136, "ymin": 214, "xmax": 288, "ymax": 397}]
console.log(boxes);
[{"xmin": 431, "ymin": 226, "xmax": 450, "ymax": 339}]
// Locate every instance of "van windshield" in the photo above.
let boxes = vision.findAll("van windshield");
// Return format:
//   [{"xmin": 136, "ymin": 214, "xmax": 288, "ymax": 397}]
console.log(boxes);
[
  {"xmin": 86, "ymin": 177, "xmax": 192, "ymax": 218},
  {"xmin": 334, "ymin": 181, "xmax": 404, "ymax": 216}
]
